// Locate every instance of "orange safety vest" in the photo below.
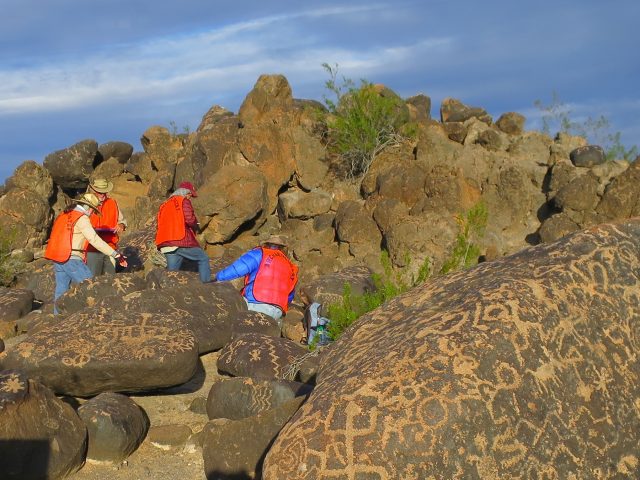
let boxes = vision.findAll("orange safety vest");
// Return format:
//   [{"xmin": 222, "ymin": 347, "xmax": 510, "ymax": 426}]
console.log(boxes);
[
  {"xmin": 246, "ymin": 247, "xmax": 298, "ymax": 312},
  {"xmin": 88, "ymin": 197, "xmax": 120, "ymax": 250},
  {"xmin": 44, "ymin": 210, "xmax": 88, "ymax": 262},
  {"xmin": 155, "ymin": 196, "xmax": 186, "ymax": 246}
]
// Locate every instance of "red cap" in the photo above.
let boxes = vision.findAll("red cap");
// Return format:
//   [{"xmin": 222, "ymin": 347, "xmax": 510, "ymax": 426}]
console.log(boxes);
[{"xmin": 178, "ymin": 181, "xmax": 198, "ymax": 197}]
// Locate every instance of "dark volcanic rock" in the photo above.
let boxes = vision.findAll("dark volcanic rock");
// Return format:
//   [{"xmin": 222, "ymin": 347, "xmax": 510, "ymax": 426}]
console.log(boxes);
[
  {"xmin": 78, "ymin": 392, "xmax": 149, "ymax": 464},
  {"xmin": 202, "ymin": 396, "xmax": 306, "ymax": 480},
  {"xmin": 1, "ymin": 310, "xmax": 199, "ymax": 397},
  {"xmin": 0, "ymin": 287, "xmax": 34, "ymax": 337},
  {"xmin": 206, "ymin": 377, "xmax": 312, "ymax": 420},
  {"xmin": 217, "ymin": 333, "xmax": 307, "ymax": 380},
  {"xmin": 0, "ymin": 370, "xmax": 87, "ymax": 479},
  {"xmin": 231, "ymin": 311, "xmax": 281, "ymax": 340},
  {"xmin": 56, "ymin": 273, "xmax": 148, "ymax": 315},
  {"xmin": 98, "ymin": 281, "xmax": 245, "ymax": 353},
  {"xmin": 263, "ymin": 219, "xmax": 640, "ymax": 479},
  {"xmin": 569, "ymin": 145, "xmax": 606, "ymax": 167},
  {"xmin": 43, "ymin": 139, "xmax": 99, "ymax": 189}
]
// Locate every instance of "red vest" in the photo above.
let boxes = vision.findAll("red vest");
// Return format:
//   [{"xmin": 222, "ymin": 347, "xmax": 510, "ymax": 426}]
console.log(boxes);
[
  {"xmin": 248, "ymin": 247, "xmax": 299, "ymax": 312},
  {"xmin": 88, "ymin": 197, "xmax": 120, "ymax": 251},
  {"xmin": 44, "ymin": 210, "xmax": 86, "ymax": 262},
  {"xmin": 155, "ymin": 196, "xmax": 186, "ymax": 246}
]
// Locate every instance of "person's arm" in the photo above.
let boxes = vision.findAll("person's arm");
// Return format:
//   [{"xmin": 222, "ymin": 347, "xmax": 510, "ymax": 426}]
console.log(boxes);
[
  {"xmin": 216, "ymin": 249, "xmax": 262, "ymax": 282},
  {"xmin": 76, "ymin": 215, "xmax": 116, "ymax": 256},
  {"xmin": 182, "ymin": 198, "xmax": 199, "ymax": 230}
]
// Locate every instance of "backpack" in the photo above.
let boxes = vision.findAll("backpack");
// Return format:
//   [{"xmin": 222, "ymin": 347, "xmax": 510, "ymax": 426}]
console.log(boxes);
[{"xmin": 304, "ymin": 302, "xmax": 330, "ymax": 346}]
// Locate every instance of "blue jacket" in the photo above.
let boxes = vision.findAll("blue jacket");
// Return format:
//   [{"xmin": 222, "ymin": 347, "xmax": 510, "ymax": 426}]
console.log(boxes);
[{"xmin": 216, "ymin": 248, "xmax": 295, "ymax": 305}]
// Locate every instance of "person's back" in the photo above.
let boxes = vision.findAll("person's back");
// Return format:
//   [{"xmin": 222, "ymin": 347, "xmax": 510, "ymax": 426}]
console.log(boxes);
[{"xmin": 215, "ymin": 235, "xmax": 298, "ymax": 326}]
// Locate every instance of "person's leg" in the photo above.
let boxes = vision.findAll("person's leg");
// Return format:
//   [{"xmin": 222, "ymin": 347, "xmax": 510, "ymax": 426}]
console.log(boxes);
[
  {"xmin": 85, "ymin": 252, "xmax": 103, "ymax": 277},
  {"xmin": 66, "ymin": 258, "xmax": 93, "ymax": 285},
  {"xmin": 176, "ymin": 247, "xmax": 211, "ymax": 282},
  {"xmin": 53, "ymin": 259, "xmax": 91, "ymax": 314},
  {"xmin": 165, "ymin": 252, "xmax": 184, "ymax": 271},
  {"xmin": 53, "ymin": 263, "xmax": 72, "ymax": 314}
]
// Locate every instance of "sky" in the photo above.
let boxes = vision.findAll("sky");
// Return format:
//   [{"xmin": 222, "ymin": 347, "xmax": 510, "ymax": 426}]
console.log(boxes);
[{"xmin": 1, "ymin": 0, "xmax": 639, "ymax": 183}]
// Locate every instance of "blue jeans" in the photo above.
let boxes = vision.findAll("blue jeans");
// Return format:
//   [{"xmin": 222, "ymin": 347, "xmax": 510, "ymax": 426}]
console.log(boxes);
[
  {"xmin": 53, "ymin": 258, "xmax": 92, "ymax": 314},
  {"xmin": 164, "ymin": 247, "xmax": 212, "ymax": 282}
]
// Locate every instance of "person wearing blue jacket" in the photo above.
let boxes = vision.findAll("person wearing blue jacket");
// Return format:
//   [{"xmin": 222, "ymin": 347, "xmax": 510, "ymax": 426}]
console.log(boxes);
[{"xmin": 214, "ymin": 235, "xmax": 298, "ymax": 326}]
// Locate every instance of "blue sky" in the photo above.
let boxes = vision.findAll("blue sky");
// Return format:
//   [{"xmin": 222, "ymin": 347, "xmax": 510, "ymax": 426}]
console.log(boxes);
[{"xmin": 1, "ymin": 0, "xmax": 639, "ymax": 183}]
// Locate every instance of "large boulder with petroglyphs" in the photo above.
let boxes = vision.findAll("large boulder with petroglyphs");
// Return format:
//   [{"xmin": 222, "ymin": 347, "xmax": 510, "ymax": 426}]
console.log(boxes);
[
  {"xmin": 263, "ymin": 219, "xmax": 640, "ymax": 479},
  {"xmin": 0, "ymin": 370, "xmax": 87, "ymax": 479},
  {"xmin": 1, "ymin": 310, "xmax": 199, "ymax": 397},
  {"xmin": 96, "ymin": 280, "xmax": 246, "ymax": 353}
]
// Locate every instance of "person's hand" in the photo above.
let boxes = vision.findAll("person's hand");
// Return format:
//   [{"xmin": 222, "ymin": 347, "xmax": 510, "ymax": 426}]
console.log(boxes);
[
  {"xmin": 114, "ymin": 223, "xmax": 126, "ymax": 234},
  {"xmin": 113, "ymin": 251, "xmax": 128, "ymax": 268}
]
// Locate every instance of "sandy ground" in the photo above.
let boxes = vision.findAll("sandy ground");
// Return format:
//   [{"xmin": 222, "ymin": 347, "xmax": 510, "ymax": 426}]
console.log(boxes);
[{"xmin": 68, "ymin": 351, "xmax": 223, "ymax": 480}]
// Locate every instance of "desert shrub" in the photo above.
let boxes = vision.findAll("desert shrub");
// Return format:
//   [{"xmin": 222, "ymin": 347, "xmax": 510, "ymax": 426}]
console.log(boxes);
[
  {"xmin": 534, "ymin": 92, "xmax": 638, "ymax": 161},
  {"xmin": 322, "ymin": 63, "xmax": 414, "ymax": 178},
  {"xmin": 439, "ymin": 201, "xmax": 488, "ymax": 274},
  {"xmin": 321, "ymin": 202, "xmax": 487, "ymax": 344},
  {"xmin": 323, "ymin": 250, "xmax": 430, "ymax": 344}
]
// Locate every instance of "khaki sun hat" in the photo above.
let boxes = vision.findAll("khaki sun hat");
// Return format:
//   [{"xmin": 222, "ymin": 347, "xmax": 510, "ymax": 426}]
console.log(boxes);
[
  {"xmin": 75, "ymin": 193, "xmax": 101, "ymax": 213},
  {"xmin": 262, "ymin": 235, "xmax": 289, "ymax": 248},
  {"xmin": 89, "ymin": 178, "xmax": 114, "ymax": 193}
]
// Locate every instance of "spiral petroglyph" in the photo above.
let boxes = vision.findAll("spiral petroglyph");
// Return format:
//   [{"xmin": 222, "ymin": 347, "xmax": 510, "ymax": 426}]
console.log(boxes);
[{"xmin": 263, "ymin": 220, "xmax": 640, "ymax": 479}]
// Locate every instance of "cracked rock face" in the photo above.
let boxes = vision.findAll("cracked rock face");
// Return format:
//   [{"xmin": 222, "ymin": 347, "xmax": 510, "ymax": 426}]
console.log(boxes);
[{"xmin": 263, "ymin": 219, "xmax": 640, "ymax": 479}]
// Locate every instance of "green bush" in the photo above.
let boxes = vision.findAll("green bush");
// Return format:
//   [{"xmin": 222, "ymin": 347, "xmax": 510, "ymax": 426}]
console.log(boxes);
[
  {"xmin": 439, "ymin": 201, "xmax": 488, "ymax": 274},
  {"xmin": 323, "ymin": 250, "xmax": 430, "ymax": 344},
  {"xmin": 534, "ymin": 92, "xmax": 638, "ymax": 161},
  {"xmin": 322, "ymin": 63, "xmax": 413, "ymax": 178},
  {"xmin": 318, "ymin": 202, "xmax": 486, "ymax": 346}
]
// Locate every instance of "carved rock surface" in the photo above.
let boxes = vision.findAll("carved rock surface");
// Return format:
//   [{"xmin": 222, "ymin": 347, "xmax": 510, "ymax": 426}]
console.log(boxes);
[
  {"xmin": 206, "ymin": 377, "xmax": 312, "ymax": 420},
  {"xmin": 263, "ymin": 220, "xmax": 640, "ymax": 479},
  {"xmin": 0, "ymin": 370, "xmax": 87, "ymax": 479},
  {"xmin": 56, "ymin": 273, "xmax": 148, "ymax": 315},
  {"xmin": 202, "ymin": 396, "xmax": 306, "ymax": 480},
  {"xmin": 217, "ymin": 333, "xmax": 307, "ymax": 380},
  {"xmin": 1, "ymin": 310, "xmax": 199, "ymax": 396}
]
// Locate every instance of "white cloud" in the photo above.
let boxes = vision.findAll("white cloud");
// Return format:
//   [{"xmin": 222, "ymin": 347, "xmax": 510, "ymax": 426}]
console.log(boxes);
[{"xmin": 0, "ymin": 5, "xmax": 452, "ymax": 116}]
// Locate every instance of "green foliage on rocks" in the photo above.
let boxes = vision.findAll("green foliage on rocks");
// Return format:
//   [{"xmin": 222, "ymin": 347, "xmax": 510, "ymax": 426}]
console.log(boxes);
[
  {"xmin": 322, "ymin": 251, "xmax": 430, "ymax": 344},
  {"xmin": 321, "ymin": 202, "xmax": 487, "ymax": 345},
  {"xmin": 439, "ymin": 201, "xmax": 488, "ymax": 274},
  {"xmin": 321, "ymin": 63, "xmax": 414, "ymax": 178},
  {"xmin": 534, "ymin": 92, "xmax": 638, "ymax": 161}
]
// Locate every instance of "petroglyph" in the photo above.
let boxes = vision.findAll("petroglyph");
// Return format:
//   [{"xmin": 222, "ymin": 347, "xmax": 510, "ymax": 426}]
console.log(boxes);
[
  {"xmin": 2, "ymin": 309, "xmax": 199, "ymax": 396},
  {"xmin": 263, "ymin": 220, "xmax": 640, "ymax": 479},
  {"xmin": 218, "ymin": 333, "xmax": 307, "ymax": 380}
]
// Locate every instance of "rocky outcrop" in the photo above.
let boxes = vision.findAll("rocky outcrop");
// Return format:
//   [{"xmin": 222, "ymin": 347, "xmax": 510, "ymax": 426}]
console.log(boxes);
[
  {"xmin": 263, "ymin": 219, "xmax": 640, "ymax": 479},
  {"xmin": 43, "ymin": 139, "xmax": 99, "ymax": 189}
]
